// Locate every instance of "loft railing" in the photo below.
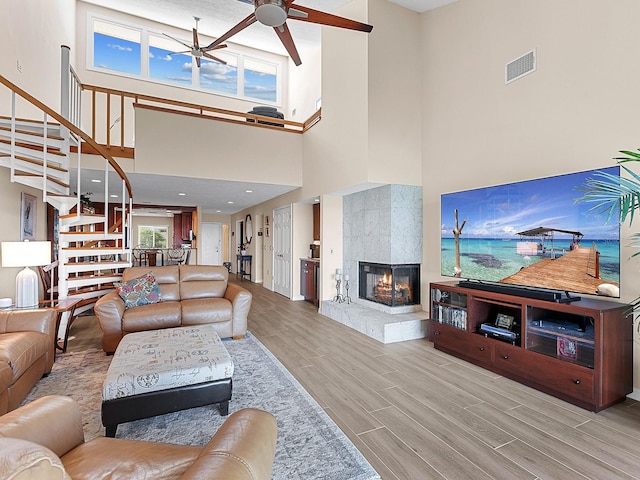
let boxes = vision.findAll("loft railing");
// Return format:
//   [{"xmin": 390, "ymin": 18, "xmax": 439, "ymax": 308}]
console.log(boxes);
[{"xmin": 80, "ymin": 83, "xmax": 321, "ymax": 152}]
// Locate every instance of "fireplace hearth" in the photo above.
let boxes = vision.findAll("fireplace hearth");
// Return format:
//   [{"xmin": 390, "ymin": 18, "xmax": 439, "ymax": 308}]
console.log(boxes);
[{"xmin": 359, "ymin": 262, "xmax": 420, "ymax": 307}]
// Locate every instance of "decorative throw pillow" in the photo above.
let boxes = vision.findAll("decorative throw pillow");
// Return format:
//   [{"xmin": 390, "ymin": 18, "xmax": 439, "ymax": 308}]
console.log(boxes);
[{"xmin": 115, "ymin": 272, "xmax": 162, "ymax": 309}]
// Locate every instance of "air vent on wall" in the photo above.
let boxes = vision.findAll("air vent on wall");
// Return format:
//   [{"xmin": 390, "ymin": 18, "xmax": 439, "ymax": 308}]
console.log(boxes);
[{"xmin": 505, "ymin": 49, "xmax": 536, "ymax": 84}]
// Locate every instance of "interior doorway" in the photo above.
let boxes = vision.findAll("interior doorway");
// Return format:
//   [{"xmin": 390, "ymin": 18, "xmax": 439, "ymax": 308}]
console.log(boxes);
[
  {"xmin": 201, "ymin": 222, "xmax": 222, "ymax": 265},
  {"xmin": 273, "ymin": 204, "xmax": 292, "ymax": 298}
]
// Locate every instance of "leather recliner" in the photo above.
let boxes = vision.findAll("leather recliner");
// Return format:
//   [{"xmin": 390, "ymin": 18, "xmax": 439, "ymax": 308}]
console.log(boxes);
[
  {"xmin": 95, "ymin": 265, "xmax": 252, "ymax": 353},
  {"xmin": 0, "ymin": 309, "xmax": 57, "ymax": 415},
  {"xmin": 0, "ymin": 395, "xmax": 277, "ymax": 480}
]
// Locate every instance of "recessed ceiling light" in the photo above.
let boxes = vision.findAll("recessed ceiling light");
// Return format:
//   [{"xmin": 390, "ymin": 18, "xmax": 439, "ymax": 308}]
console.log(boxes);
[
  {"xmin": 178, "ymin": 192, "xmax": 186, "ymax": 196},
  {"xmin": 245, "ymin": 190, "xmax": 253, "ymax": 193},
  {"xmin": 227, "ymin": 201, "xmax": 234, "ymax": 204},
  {"xmin": 91, "ymin": 179, "xmax": 102, "ymax": 183},
  {"xmin": 216, "ymin": 210, "xmax": 221, "ymax": 213},
  {"xmin": 110, "ymin": 194, "xmax": 118, "ymax": 198}
]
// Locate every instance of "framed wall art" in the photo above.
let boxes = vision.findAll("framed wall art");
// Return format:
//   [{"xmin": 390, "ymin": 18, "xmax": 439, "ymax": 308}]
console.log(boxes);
[{"xmin": 21, "ymin": 192, "xmax": 37, "ymax": 241}]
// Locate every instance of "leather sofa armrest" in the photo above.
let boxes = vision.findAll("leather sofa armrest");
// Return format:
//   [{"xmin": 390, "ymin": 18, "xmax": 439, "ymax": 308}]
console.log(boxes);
[
  {"xmin": 94, "ymin": 291, "xmax": 126, "ymax": 353},
  {"xmin": 0, "ymin": 437, "xmax": 70, "ymax": 480},
  {"xmin": 224, "ymin": 283, "xmax": 252, "ymax": 337},
  {"xmin": 2, "ymin": 310, "xmax": 57, "ymax": 337},
  {"xmin": 0, "ymin": 396, "xmax": 84, "ymax": 458},
  {"xmin": 180, "ymin": 408, "xmax": 277, "ymax": 480}
]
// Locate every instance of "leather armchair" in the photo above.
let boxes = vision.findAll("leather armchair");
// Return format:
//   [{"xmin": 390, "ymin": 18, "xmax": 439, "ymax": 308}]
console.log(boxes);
[
  {"xmin": 0, "ymin": 309, "xmax": 57, "ymax": 415},
  {"xmin": 0, "ymin": 395, "xmax": 277, "ymax": 480}
]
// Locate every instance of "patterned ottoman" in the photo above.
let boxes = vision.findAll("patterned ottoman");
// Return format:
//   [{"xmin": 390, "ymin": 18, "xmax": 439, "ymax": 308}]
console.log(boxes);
[{"xmin": 101, "ymin": 325, "xmax": 233, "ymax": 437}]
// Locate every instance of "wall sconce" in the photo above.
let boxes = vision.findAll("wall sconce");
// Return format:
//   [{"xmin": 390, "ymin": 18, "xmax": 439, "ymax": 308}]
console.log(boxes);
[{"xmin": 1, "ymin": 241, "xmax": 51, "ymax": 308}]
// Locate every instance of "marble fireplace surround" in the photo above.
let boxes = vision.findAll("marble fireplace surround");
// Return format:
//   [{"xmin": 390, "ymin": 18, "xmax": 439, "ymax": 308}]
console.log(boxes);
[{"xmin": 320, "ymin": 184, "xmax": 428, "ymax": 343}]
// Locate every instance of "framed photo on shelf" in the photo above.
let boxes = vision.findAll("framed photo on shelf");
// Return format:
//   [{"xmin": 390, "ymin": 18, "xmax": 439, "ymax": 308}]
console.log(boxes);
[
  {"xmin": 557, "ymin": 336, "xmax": 578, "ymax": 360},
  {"xmin": 20, "ymin": 192, "xmax": 37, "ymax": 241},
  {"xmin": 495, "ymin": 313, "xmax": 515, "ymax": 330}
]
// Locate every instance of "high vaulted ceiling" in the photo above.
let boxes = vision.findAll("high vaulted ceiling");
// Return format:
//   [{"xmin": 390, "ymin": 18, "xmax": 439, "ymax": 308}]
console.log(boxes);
[{"xmin": 77, "ymin": 0, "xmax": 457, "ymax": 214}]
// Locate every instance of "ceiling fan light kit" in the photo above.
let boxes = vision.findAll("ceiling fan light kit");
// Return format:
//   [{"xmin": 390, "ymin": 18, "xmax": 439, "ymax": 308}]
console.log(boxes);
[{"xmin": 256, "ymin": 0, "xmax": 288, "ymax": 27}]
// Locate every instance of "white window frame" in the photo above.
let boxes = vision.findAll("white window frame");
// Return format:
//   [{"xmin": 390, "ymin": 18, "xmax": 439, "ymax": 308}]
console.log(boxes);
[
  {"xmin": 138, "ymin": 225, "xmax": 169, "ymax": 248},
  {"xmin": 87, "ymin": 14, "xmax": 282, "ymax": 106}
]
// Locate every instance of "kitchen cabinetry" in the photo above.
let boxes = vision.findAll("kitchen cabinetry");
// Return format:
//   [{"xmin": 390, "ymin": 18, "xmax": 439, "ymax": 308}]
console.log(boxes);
[
  {"xmin": 173, "ymin": 212, "xmax": 193, "ymax": 245},
  {"xmin": 301, "ymin": 259, "xmax": 319, "ymax": 306},
  {"xmin": 429, "ymin": 281, "xmax": 633, "ymax": 412}
]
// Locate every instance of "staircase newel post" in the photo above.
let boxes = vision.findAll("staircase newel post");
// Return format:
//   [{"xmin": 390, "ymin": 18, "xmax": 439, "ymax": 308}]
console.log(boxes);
[
  {"xmin": 9, "ymin": 92, "xmax": 16, "ymax": 181},
  {"xmin": 60, "ymin": 45, "xmax": 71, "ymax": 122}
]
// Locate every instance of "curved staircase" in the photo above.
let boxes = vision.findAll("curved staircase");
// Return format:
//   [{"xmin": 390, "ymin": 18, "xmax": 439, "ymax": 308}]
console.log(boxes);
[{"xmin": 0, "ymin": 73, "xmax": 134, "ymax": 328}]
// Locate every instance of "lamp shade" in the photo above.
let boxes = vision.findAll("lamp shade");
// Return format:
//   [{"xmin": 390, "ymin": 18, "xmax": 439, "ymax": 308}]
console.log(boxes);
[
  {"xmin": 1, "ymin": 241, "xmax": 51, "ymax": 268},
  {"xmin": 1, "ymin": 241, "xmax": 51, "ymax": 308}
]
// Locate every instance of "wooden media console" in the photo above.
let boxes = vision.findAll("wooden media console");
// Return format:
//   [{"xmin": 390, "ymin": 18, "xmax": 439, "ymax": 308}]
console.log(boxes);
[{"xmin": 429, "ymin": 281, "xmax": 633, "ymax": 412}]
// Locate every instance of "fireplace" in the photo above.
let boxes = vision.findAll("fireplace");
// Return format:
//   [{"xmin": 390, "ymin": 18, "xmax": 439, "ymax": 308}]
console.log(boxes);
[{"xmin": 359, "ymin": 262, "xmax": 420, "ymax": 307}]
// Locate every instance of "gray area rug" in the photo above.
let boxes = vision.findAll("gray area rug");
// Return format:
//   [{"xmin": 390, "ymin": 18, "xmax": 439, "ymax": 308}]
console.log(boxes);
[{"xmin": 24, "ymin": 332, "xmax": 380, "ymax": 480}]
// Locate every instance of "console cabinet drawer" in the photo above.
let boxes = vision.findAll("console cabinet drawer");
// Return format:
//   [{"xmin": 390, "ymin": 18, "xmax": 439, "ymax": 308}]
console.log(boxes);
[
  {"xmin": 495, "ymin": 344, "xmax": 594, "ymax": 402},
  {"xmin": 430, "ymin": 323, "xmax": 493, "ymax": 365}
]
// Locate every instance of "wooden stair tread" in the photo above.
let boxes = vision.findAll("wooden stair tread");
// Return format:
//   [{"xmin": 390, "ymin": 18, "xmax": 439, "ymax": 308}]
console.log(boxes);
[
  {"xmin": 59, "ymin": 212, "xmax": 103, "ymax": 219},
  {"xmin": 0, "ymin": 125, "xmax": 64, "ymax": 141},
  {"xmin": 14, "ymin": 172, "xmax": 69, "ymax": 188},
  {"xmin": 0, "ymin": 115, "xmax": 61, "ymax": 127},
  {"xmin": 62, "ymin": 246, "xmax": 124, "ymax": 250},
  {"xmin": 3, "ymin": 154, "xmax": 67, "ymax": 172},
  {"xmin": 0, "ymin": 138, "xmax": 65, "ymax": 156}
]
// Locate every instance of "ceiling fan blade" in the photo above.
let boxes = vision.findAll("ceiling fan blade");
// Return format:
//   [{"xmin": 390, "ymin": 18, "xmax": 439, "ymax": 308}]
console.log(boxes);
[
  {"xmin": 202, "ymin": 51, "xmax": 227, "ymax": 64},
  {"xmin": 162, "ymin": 33, "xmax": 192, "ymax": 50},
  {"xmin": 204, "ymin": 13, "xmax": 257, "ymax": 50},
  {"xmin": 193, "ymin": 28, "xmax": 199, "ymax": 50},
  {"xmin": 273, "ymin": 23, "xmax": 301, "ymax": 66},
  {"xmin": 168, "ymin": 50, "xmax": 190, "ymax": 55},
  {"xmin": 201, "ymin": 44, "xmax": 228, "ymax": 53},
  {"xmin": 287, "ymin": 5, "xmax": 373, "ymax": 33}
]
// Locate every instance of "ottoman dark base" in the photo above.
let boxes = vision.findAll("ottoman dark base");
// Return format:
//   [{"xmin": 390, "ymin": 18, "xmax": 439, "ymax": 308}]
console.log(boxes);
[{"xmin": 102, "ymin": 377, "xmax": 232, "ymax": 437}]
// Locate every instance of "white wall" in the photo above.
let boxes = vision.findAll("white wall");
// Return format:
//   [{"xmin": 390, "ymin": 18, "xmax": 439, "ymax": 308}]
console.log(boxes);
[
  {"xmin": 0, "ymin": 0, "xmax": 75, "ymax": 301},
  {"xmin": 0, "ymin": 170, "xmax": 49, "ymax": 301},
  {"xmin": 0, "ymin": 0, "xmax": 76, "ymax": 107},
  {"xmin": 367, "ymin": 0, "xmax": 422, "ymax": 186},
  {"xmin": 287, "ymin": 46, "xmax": 322, "ymax": 121},
  {"xmin": 134, "ymin": 107, "xmax": 303, "ymax": 186},
  {"xmin": 420, "ymin": 0, "xmax": 640, "ymax": 390}
]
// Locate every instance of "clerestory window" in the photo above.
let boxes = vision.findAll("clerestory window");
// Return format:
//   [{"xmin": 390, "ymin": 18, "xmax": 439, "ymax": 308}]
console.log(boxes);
[{"xmin": 89, "ymin": 16, "xmax": 279, "ymax": 105}]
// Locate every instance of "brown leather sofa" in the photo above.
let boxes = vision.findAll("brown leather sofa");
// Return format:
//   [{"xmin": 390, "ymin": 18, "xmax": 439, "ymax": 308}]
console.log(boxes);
[
  {"xmin": 95, "ymin": 265, "xmax": 252, "ymax": 354},
  {"xmin": 0, "ymin": 309, "xmax": 56, "ymax": 415},
  {"xmin": 0, "ymin": 395, "xmax": 277, "ymax": 480}
]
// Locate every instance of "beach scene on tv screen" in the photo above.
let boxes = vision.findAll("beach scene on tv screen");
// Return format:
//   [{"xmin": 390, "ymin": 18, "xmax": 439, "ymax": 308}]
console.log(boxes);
[{"xmin": 441, "ymin": 167, "xmax": 620, "ymax": 297}]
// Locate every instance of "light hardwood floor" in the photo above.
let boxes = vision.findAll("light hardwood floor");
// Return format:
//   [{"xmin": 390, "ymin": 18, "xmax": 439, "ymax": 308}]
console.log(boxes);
[{"xmin": 68, "ymin": 279, "xmax": 640, "ymax": 480}]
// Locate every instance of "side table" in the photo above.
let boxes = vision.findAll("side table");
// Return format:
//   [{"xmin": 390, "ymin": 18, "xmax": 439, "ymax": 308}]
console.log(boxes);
[
  {"xmin": 236, "ymin": 254, "xmax": 252, "ymax": 282},
  {"xmin": 40, "ymin": 298, "xmax": 83, "ymax": 353},
  {"xmin": 2, "ymin": 298, "xmax": 82, "ymax": 353}
]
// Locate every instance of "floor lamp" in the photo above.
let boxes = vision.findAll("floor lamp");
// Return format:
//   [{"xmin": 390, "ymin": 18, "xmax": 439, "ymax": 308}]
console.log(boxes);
[{"xmin": 1, "ymin": 241, "xmax": 51, "ymax": 308}]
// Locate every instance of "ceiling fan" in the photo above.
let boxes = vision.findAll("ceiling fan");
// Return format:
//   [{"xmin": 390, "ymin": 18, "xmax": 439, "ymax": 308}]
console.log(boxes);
[
  {"xmin": 163, "ymin": 17, "xmax": 227, "ymax": 67},
  {"xmin": 204, "ymin": 0, "xmax": 373, "ymax": 66}
]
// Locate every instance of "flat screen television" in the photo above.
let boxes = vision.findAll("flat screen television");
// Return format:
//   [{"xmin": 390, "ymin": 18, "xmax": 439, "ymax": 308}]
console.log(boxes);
[{"xmin": 441, "ymin": 167, "xmax": 620, "ymax": 300}]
